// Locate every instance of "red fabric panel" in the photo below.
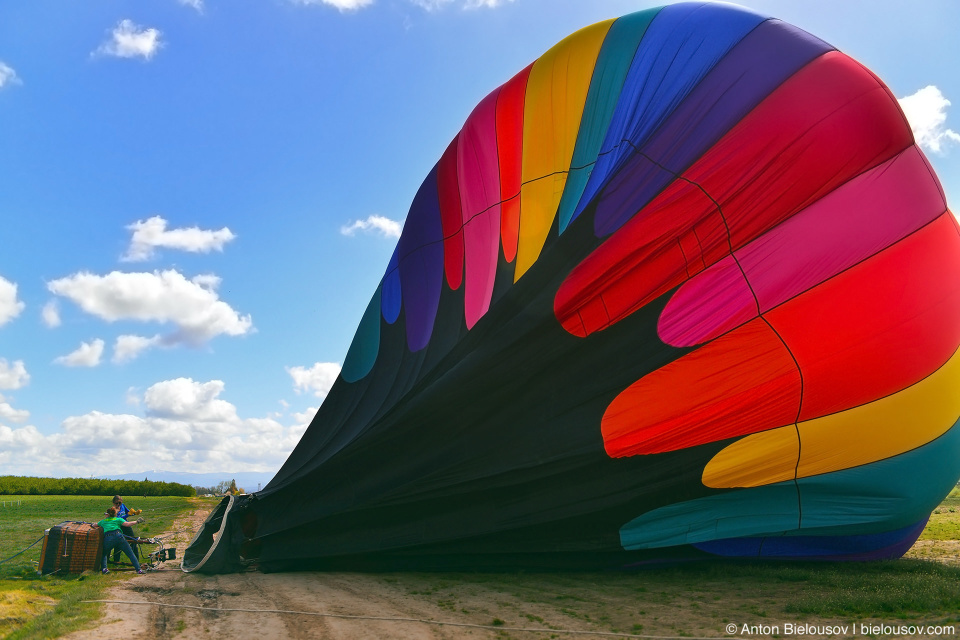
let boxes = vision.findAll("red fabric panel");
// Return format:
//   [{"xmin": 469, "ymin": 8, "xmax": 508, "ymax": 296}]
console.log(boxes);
[
  {"xmin": 437, "ymin": 135, "xmax": 464, "ymax": 290},
  {"xmin": 496, "ymin": 63, "xmax": 532, "ymax": 264},
  {"xmin": 601, "ymin": 318, "xmax": 802, "ymax": 457},
  {"xmin": 689, "ymin": 51, "xmax": 914, "ymax": 248},
  {"xmin": 768, "ymin": 213, "xmax": 960, "ymax": 422},
  {"xmin": 554, "ymin": 51, "xmax": 912, "ymax": 338}
]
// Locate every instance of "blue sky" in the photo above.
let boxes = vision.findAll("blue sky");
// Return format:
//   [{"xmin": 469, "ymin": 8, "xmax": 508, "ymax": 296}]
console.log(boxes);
[{"xmin": 0, "ymin": 0, "xmax": 957, "ymax": 480}]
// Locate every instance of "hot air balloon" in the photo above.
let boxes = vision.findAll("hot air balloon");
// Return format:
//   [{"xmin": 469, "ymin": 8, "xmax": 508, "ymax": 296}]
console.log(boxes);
[{"xmin": 183, "ymin": 1, "xmax": 960, "ymax": 573}]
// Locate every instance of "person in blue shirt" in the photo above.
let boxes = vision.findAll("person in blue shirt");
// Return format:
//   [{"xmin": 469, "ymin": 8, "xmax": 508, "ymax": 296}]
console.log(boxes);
[
  {"xmin": 110, "ymin": 495, "xmax": 138, "ymax": 565},
  {"xmin": 97, "ymin": 506, "xmax": 145, "ymax": 574}
]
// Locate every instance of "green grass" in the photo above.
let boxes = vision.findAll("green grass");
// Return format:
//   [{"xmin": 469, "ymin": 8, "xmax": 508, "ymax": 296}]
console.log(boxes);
[
  {"xmin": 919, "ymin": 489, "xmax": 960, "ymax": 541},
  {"xmin": 0, "ymin": 495, "xmax": 197, "ymax": 639}
]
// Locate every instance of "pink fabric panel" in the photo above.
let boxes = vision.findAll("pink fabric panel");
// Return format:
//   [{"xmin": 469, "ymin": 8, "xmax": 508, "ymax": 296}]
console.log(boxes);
[
  {"xmin": 659, "ymin": 146, "xmax": 947, "ymax": 347},
  {"xmin": 658, "ymin": 256, "xmax": 758, "ymax": 346},
  {"xmin": 458, "ymin": 87, "xmax": 503, "ymax": 329}
]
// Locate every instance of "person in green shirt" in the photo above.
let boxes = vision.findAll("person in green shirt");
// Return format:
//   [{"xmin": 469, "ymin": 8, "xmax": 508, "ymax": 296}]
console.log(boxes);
[{"xmin": 97, "ymin": 506, "xmax": 144, "ymax": 574}]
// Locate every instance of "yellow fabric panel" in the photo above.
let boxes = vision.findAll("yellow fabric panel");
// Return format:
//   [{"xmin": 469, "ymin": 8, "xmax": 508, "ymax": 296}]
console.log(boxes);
[
  {"xmin": 703, "ymin": 347, "xmax": 960, "ymax": 488},
  {"xmin": 701, "ymin": 426, "xmax": 798, "ymax": 488},
  {"xmin": 515, "ymin": 19, "xmax": 614, "ymax": 281}
]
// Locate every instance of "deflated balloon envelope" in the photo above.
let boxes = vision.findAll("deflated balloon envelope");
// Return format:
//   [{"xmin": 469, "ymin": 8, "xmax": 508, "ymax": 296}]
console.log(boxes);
[{"xmin": 183, "ymin": 2, "xmax": 960, "ymax": 573}]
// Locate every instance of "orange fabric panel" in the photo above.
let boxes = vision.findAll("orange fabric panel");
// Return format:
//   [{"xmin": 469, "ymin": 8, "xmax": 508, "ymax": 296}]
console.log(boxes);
[{"xmin": 601, "ymin": 318, "xmax": 801, "ymax": 457}]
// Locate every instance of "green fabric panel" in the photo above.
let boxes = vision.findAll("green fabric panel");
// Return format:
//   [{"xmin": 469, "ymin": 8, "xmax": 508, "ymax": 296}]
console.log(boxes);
[
  {"xmin": 342, "ymin": 286, "xmax": 382, "ymax": 383},
  {"xmin": 794, "ymin": 418, "xmax": 960, "ymax": 536},
  {"xmin": 619, "ymin": 483, "xmax": 800, "ymax": 550},
  {"xmin": 619, "ymin": 420, "xmax": 960, "ymax": 551},
  {"xmin": 556, "ymin": 8, "xmax": 661, "ymax": 234}
]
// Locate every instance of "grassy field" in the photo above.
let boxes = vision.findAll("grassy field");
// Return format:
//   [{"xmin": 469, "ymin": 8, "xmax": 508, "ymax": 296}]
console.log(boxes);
[
  {"xmin": 2, "ymin": 492, "xmax": 959, "ymax": 639},
  {"xmin": 0, "ymin": 495, "xmax": 198, "ymax": 639}
]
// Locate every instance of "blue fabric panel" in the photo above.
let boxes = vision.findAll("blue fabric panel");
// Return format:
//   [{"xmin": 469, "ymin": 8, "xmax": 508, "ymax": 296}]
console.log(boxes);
[
  {"xmin": 555, "ymin": 7, "xmax": 661, "ymax": 235},
  {"xmin": 695, "ymin": 519, "xmax": 928, "ymax": 560},
  {"xmin": 794, "ymin": 418, "xmax": 960, "ymax": 536},
  {"xmin": 398, "ymin": 165, "xmax": 444, "ymax": 351},
  {"xmin": 573, "ymin": 2, "xmax": 767, "ymax": 232},
  {"xmin": 342, "ymin": 286, "xmax": 382, "ymax": 383},
  {"xmin": 592, "ymin": 19, "xmax": 832, "ymax": 235},
  {"xmin": 381, "ymin": 245, "xmax": 402, "ymax": 324},
  {"xmin": 619, "ymin": 483, "xmax": 799, "ymax": 550}
]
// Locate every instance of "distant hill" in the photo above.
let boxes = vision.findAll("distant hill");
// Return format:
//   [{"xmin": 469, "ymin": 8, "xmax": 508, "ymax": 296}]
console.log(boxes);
[{"xmin": 103, "ymin": 470, "xmax": 277, "ymax": 493}]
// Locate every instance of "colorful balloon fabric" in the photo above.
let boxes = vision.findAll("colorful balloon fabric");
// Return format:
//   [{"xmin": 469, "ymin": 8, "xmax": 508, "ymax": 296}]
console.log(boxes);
[{"xmin": 183, "ymin": 2, "xmax": 960, "ymax": 574}]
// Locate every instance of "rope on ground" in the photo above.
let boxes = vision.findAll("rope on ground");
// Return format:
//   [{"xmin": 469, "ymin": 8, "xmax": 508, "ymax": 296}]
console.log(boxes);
[
  {"xmin": 0, "ymin": 536, "xmax": 44, "ymax": 565},
  {"xmin": 82, "ymin": 600, "xmax": 738, "ymax": 639}
]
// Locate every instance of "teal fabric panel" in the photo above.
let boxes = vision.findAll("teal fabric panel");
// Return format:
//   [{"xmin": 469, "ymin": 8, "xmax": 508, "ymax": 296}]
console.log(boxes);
[
  {"xmin": 342, "ymin": 286, "xmax": 382, "ymax": 383},
  {"xmin": 556, "ymin": 7, "xmax": 662, "ymax": 234},
  {"xmin": 619, "ymin": 483, "xmax": 799, "ymax": 550},
  {"xmin": 794, "ymin": 419, "xmax": 960, "ymax": 536}
]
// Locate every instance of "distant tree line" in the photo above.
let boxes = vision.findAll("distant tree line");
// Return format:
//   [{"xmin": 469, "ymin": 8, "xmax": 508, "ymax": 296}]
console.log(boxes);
[
  {"xmin": 0, "ymin": 475, "xmax": 195, "ymax": 497},
  {"xmin": 194, "ymin": 479, "xmax": 245, "ymax": 496}
]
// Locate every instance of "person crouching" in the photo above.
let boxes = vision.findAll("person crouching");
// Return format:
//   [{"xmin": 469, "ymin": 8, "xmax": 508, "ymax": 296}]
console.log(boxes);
[{"xmin": 98, "ymin": 506, "xmax": 145, "ymax": 575}]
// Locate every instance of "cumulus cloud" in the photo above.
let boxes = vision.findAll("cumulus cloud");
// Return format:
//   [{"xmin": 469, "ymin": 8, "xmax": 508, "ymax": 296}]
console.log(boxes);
[
  {"xmin": 94, "ymin": 19, "xmax": 163, "ymax": 60},
  {"xmin": 899, "ymin": 85, "xmax": 960, "ymax": 154},
  {"xmin": 0, "ymin": 400, "xmax": 29, "ymax": 423},
  {"xmin": 0, "ymin": 359, "xmax": 29, "ymax": 390},
  {"xmin": 290, "ymin": 0, "xmax": 375, "ymax": 10},
  {"xmin": 122, "ymin": 216, "xmax": 237, "ymax": 262},
  {"xmin": 55, "ymin": 339, "xmax": 105, "ymax": 368},
  {"xmin": 0, "ymin": 276, "xmax": 25, "ymax": 327},
  {"xmin": 0, "ymin": 62, "xmax": 21, "ymax": 89},
  {"xmin": 47, "ymin": 269, "xmax": 253, "ymax": 346},
  {"xmin": 179, "ymin": 0, "xmax": 204, "ymax": 11},
  {"xmin": 340, "ymin": 215, "xmax": 402, "ymax": 239},
  {"xmin": 287, "ymin": 362, "xmax": 341, "ymax": 398},
  {"xmin": 113, "ymin": 334, "xmax": 164, "ymax": 363},
  {"xmin": 41, "ymin": 300, "xmax": 61, "ymax": 328},
  {"xmin": 0, "ymin": 378, "xmax": 311, "ymax": 477}
]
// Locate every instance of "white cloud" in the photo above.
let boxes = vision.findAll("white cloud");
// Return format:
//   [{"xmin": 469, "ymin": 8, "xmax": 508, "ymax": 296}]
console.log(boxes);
[
  {"xmin": 122, "ymin": 216, "xmax": 237, "ymax": 262},
  {"xmin": 125, "ymin": 386, "xmax": 141, "ymax": 406},
  {"xmin": 55, "ymin": 339, "xmax": 105, "ymax": 368},
  {"xmin": 464, "ymin": 0, "xmax": 514, "ymax": 7},
  {"xmin": 0, "ymin": 62, "xmax": 21, "ymax": 89},
  {"xmin": 47, "ymin": 269, "xmax": 253, "ymax": 345},
  {"xmin": 94, "ymin": 19, "xmax": 163, "ymax": 60},
  {"xmin": 291, "ymin": 406, "xmax": 318, "ymax": 425},
  {"xmin": 42, "ymin": 300, "xmax": 61, "ymax": 328},
  {"xmin": 287, "ymin": 362, "xmax": 341, "ymax": 398},
  {"xmin": 0, "ymin": 359, "xmax": 29, "ymax": 390},
  {"xmin": 340, "ymin": 215, "xmax": 402, "ymax": 239},
  {"xmin": 899, "ymin": 85, "xmax": 960, "ymax": 155},
  {"xmin": 0, "ymin": 378, "xmax": 310, "ymax": 477},
  {"xmin": 178, "ymin": 0, "xmax": 204, "ymax": 11},
  {"xmin": 0, "ymin": 276, "xmax": 25, "ymax": 327},
  {"xmin": 144, "ymin": 378, "xmax": 237, "ymax": 422},
  {"xmin": 291, "ymin": 0, "xmax": 375, "ymax": 10},
  {"xmin": 0, "ymin": 401, "xmax": 29, "ymax": 423},
  {"xmin": 113, "ymin": 334, "xmax": 164, "ymax": 363}
]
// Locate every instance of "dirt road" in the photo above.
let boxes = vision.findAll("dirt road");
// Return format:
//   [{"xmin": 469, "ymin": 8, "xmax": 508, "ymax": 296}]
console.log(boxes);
[{"xmin": 61, "ymin": 504, "xmax": 960, "ymax": 640}]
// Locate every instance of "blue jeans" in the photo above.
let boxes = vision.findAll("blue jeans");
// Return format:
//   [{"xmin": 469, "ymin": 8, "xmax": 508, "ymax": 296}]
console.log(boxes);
[{"xmin": 102, "ymin": 530, "xmax": 140, "ymax": 571}]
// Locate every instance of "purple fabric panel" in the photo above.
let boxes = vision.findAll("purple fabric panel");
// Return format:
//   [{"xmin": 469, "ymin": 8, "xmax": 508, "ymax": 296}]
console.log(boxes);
[
  {"xmin": 381, "ymin": 245, "xmax": 402, "ymax": 324},
  {"xmin": 594, "ymin": 19, "xmax": 833, "ymax": 236},
  {"xmin": 458, "ymin": 88, "xmax": 502, "ymax": 330},
  {"xmin": 657, "ymin": 146, "xmax": 946, "ymax": 347},
  {"xmin": 398, "ymin": 165, "xmax": 444, "ymax": 351}
]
